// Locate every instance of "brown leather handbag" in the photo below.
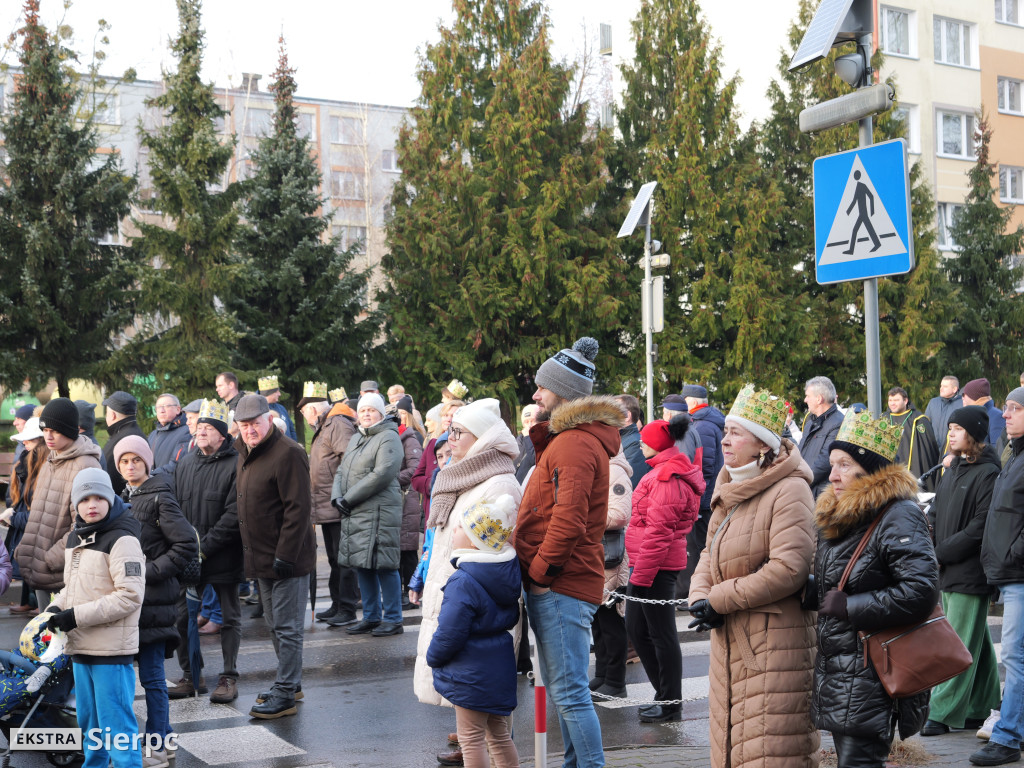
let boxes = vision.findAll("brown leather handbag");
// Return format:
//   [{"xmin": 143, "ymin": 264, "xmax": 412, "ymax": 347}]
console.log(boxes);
[{"xmin": 837, "ymin": 504, "xmax": 973, "ymax": 698}]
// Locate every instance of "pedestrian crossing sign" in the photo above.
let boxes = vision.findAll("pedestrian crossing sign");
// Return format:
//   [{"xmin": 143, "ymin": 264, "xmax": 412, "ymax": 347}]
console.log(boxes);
[{"xmin": 812, "ymin": 138, "xmax": 914, "ymax": 284}]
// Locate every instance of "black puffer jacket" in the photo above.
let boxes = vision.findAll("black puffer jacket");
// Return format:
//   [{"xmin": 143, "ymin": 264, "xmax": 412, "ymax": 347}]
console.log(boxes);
[
  {"xmin": 172, "ymin": 436, "xmax": 243, "ymax": 584},
  {"xmin": 123, "ymin": 475, "xmax": 199, "ymax": 653},
  {"xmin": 981, "ymin": 437, "xmax": 1024, "ymax": 586},
  {"xmin": 928, "ymin": 445, "xmax": 1000, "ymax": 595},
  {"xmin": 811, "ymin": 463, "xmax": 938, "ymax": 740}
]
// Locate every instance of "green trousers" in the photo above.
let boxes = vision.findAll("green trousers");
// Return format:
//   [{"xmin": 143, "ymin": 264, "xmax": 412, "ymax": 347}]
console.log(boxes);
[{"xmin": 928, "ymin": 591, "xmax": 1002, "ymax": 727}]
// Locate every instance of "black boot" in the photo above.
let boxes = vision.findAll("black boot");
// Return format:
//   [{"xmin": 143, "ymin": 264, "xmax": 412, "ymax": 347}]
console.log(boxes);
[{"xmin": 315, "ymin": 603, "xmax": 339, "ymax": 621}]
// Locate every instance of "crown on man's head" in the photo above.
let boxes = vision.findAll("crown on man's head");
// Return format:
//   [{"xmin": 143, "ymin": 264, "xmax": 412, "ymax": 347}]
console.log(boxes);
[
  {"xmin": 198, "ymin": 399, "xmax": 229, "ymax": 424},
  {"xmin": 303, "ymin": 381, "xmax": 328, "ymax": 400},
  {"xmin": 836, "ymin": 410, "xmax": 903, "ymax": 462},
  {"xmin": 258, "ymin": 375, "xmax": 280, "ymax": 392},
  {"xmin": 328, "ymin": 387, "xmax": 348, "ymax": 404}
]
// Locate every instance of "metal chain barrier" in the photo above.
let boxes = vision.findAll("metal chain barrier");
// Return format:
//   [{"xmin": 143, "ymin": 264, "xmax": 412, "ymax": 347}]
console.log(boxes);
[{"xmin": 603, "ymin": 588, "xmax": 690, "ymax": 607}]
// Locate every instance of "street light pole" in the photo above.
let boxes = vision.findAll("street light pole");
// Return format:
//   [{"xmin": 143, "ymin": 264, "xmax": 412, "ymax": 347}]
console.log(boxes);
[{"xmin": 643, "ymin": 201, "xmax": 655, "ymax": 423}]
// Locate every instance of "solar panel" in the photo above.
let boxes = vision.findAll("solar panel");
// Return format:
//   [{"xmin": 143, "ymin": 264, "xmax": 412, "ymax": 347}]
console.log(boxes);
[
  {"xmin": 789, "ymin": 0, "xmax": 870, "ymax": 71},
  {"xmin": 617, "ymin": 181, "xmax": 658, "ymax": 238}
]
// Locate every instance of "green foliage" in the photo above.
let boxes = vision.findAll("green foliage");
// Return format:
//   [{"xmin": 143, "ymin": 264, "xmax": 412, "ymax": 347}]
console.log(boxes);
[
  {"xmin": 116, "ymin": 0, "xmax": 242, "ymax": 400},
  {"xmin": 228, "ymin": 39, "xmax": 381, "ymax": 442},
  {"xmin": 382, "ymin": 0, "xmax": 632, "ymax": 413},
  {"xmin": 0, "ymin": 0, "xmax": 139, "ymax": 398},
  {"xmin": 940, "ymin": 114, "xmax": 1024, "ymax": 397}
]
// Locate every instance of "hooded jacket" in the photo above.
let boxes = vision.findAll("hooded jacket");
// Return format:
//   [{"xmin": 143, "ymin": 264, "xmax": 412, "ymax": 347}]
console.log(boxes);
[
  {"xmin": 15, "ymin": 436, "xmax": 103, "ymax": 592},
  {"xmin": 308, "ymin": 404, "xmax": 358, "ymax": 525},
  {"xmin": 928, "ymin": 445, "xmax": 1001, "ymax": 594},
  {"xmin": 398, "ymin": 428, "xmax": 425, "ymax": 550},
  {"xmin": 426, "ymin": 549, "xmax": 521, "ymax": 716},
  {"xmin": 690, "ymin": 404, "xmax": 725, "ymax": 508},
  {"xmin": 799, "ymin": 403, "xmax": 845, "ymax": 499},
  {"xmin": 148, "ymin": 411, "xmax": 192, "ymax": 469},
  {"xmin": 517, "ymin": 396, "xmax": 624, "ymax": 604},
  {"xmin": 625, "ymin": 446, "xmax": 704, "ymax": 588},
  {"xmin": 981, "ymin": 436, "xmax": 1024, "ymax": 586},
  {"xmin": 103, "ymin": 416, "xmax": 146, "ymax": 497},
  {"xmin": 50, "ymin": 496, "xmax": 145, "ymax": 661},
  {"xmin": 811, "ymin": 463, "xmax": 937, "ymax": 741}
]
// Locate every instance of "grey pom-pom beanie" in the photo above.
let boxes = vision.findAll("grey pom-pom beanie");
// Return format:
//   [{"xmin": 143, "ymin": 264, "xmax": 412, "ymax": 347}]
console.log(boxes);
[{"xmin": 535, "ymin": 337, "xmax": 599, "ymax": 401}]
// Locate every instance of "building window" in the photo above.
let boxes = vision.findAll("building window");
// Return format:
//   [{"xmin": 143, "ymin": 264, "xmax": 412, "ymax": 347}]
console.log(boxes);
[
  {"xmin": 996, "ymin": 0, "xmax": 1021, "ymax": 25},
  {"xmin": 97, "ymin": 228, "xmax": 120, "ymax": 246},
  {"xmin": 244, "ymin": 108, "xmax": 272, "ymax": 137},
  {"xmin": 934, "ymin": 17, "xmax": 975, "ymax": 67},
  {"xmin": 332, "ymin": 224, "xmax": 367, "ymax": 254},
  {"xmin": 329, "ymin": 115, "xmax": 362, "ymax": 145},
  {"xmin": 999, "ymin": 77, "xmax": 1023, "ymax": 115},
  {"xmin": 937, "ymin": 203, "xmax": 964, "ymax": 250},
  {"xmin": 330, "ymin": 170, "xmax": 365, "ymax": 200},
  {"xmin": 380, "ymin": 149, "xmax": 399, "ymax": 172},
  {"xmin": 881, "ymin": 7, "xmax": 915, "ymax": 57},
  {"xmin": 87, "ymin": 92, "xmax": 120, "ymax": 125},
  {"xmin": 937, "ymin": 110, "xmax": 977, "ymax": 159},
  {"xmin": 1001, "ymin": 166, "xmax": 1024, "ymax": 203},
  {"xmin": 297, "ymin": 112, "xmax": 314, "ymax": 139},
  {"xmin": 892, "ymin": 104, "xmax": 920, "ymax": 153}
]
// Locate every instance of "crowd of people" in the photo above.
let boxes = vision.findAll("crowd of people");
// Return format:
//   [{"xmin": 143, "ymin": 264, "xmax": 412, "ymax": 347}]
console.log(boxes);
[{"xmin": 2, "ymin": 358, "xmax": 1024, "ymax": 768}]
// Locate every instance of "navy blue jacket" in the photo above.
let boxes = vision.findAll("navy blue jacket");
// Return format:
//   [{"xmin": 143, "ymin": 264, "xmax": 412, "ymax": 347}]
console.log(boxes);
[
  {"xmin": 426, "ymin": 551, "xmax": 520, "ymax": 716},
  {"xmin": 619, "ymin": 424, "xmax": 650, "ymax": 489},
  {"xmin": 689, "ymin": 405, "xmax": 724, "ymax": 510},
  {"xmin": 984, "ymin": 399, "xmax": 1007, "ymax": 448}
]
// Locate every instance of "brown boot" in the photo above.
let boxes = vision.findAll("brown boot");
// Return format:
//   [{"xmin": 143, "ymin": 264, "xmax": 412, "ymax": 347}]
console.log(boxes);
[
  {"xmin": 167, "ymin": 676, "xmax": 208, "ymax": 699},
  {"xmin": 209, "ymin": 675, "xmax": 238, "ymax": 703},
  {"xmin": 447, "ymin": 732, "xmax": 459, "ymax": 745},
  {"xmin": 437, "ymin": 748, "xmax": 463, "ymax": 766}
]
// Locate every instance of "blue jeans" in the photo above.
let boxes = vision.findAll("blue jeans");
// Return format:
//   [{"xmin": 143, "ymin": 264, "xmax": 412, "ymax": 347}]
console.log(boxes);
[
  {"xmin": 201, "ymin": 584, "xmax": 223, "ymax": 624},
  {"xmin": 136, "ymin": 641, "xmax": 171, "ymax": 740},
  {"xmin": 355, "ymin": 567, "xmax": 402, "ymax": 624},
  {"xmin": 74, "ymin": 661, "xmax": 141, "ymax": 768},
  {"xmin": 992, "ymin": 583, "xmax": 1024, "ymax": 749},
  {"xmin": 525, "ymin": 589, "xmax": 604, "ymax": 768}
]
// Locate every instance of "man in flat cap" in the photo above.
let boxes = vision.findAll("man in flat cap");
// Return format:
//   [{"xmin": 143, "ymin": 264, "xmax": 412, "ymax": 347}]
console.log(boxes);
[{"xmin": 102, "ymin": 390, "xmax": 145, "ymax": 496}]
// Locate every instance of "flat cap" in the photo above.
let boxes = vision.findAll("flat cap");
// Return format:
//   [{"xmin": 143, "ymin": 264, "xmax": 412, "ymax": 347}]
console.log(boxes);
[
  {"xmin": 233, "ymin": 394, "xmax": 270, "ymax": 421},
  {"xmin": 101, "ymin": 390, "xmax": 137, "ymax": 416},
  {"xmin": 681, "ymin": 384, "xmax": 708, "ymax": 399}
]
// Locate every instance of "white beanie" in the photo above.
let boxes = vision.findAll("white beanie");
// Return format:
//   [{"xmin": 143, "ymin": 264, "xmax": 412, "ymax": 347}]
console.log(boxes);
[
  {"xmin": 453, "ymin": 398, "xmax": 501, "ymax": 438},
  {"xmin": 357, "ymin": 392, "xmax": 387, "ymax": 417}
]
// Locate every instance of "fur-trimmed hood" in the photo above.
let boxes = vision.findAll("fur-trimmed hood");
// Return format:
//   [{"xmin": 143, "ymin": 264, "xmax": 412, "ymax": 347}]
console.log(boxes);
[
  {"xmin": 548, "ymin": 395, "xmax": 626, "ymax": 434},
  {"xmin": 814, "ymin": 463, "xmax": 919, "ymax": 540}
]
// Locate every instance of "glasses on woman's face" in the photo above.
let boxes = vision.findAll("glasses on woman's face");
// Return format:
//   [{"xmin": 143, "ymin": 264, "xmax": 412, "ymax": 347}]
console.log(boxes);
[{"xmin": 449, "ymin": 427, "xmax": 465, "ymax": 441}]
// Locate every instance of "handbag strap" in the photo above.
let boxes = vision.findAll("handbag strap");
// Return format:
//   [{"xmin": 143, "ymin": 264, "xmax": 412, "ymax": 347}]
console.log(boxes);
[{"xmin": 837, "ymin": 501, "xmax": 894, "ymax": 592}]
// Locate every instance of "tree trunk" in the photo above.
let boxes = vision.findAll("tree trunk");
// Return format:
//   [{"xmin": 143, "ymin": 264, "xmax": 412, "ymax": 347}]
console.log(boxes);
[
  {"xmin": 291, "ymin": 387, "xmax": 306, "ymax": 448},
  {"xmin": 56, "ymin": 375, "xmax": 70, "ymax": 399}
]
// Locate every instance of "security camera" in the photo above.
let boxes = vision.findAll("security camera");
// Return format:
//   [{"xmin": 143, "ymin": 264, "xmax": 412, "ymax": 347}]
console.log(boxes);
[{"xmin": 834, "ymin": 53, "xmax": 865, "ymax": 88}]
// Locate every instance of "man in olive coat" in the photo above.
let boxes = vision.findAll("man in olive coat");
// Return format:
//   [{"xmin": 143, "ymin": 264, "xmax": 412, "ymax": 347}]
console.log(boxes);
[{"xmin": 235, "ymin": 395, "xmax": 315, "ymax": 720}]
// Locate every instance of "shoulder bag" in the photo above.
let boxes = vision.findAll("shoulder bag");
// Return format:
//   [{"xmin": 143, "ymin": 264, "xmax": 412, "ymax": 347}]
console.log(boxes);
[
  {"xmin": 838, "ymin": 503, "xmax": 972, "ymax": 698},
  {"xmin": 602, "ymin": 528, "xmax": 626, "ymax": 569}
]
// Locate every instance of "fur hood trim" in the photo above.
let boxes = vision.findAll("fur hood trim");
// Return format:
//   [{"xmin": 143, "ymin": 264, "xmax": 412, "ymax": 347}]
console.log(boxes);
[
  {"xmin": 814, "ymin": 463, "xmax": 919, "ymax": 540},
  {"xmin": 549, "ymin": 396, "xmax": 626, "ymax": 434}
]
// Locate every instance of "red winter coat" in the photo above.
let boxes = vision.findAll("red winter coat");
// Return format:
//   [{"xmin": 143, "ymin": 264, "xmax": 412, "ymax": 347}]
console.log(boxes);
[{"xmin": 625, "ymin": 447, "xmax": 704, "ymax": 588}]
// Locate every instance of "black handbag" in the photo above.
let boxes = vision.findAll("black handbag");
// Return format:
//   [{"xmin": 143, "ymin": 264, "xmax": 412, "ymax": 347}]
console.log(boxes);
[{"xmin": 602, "ymin": 528, "xmax": 626, "ymax": 569}]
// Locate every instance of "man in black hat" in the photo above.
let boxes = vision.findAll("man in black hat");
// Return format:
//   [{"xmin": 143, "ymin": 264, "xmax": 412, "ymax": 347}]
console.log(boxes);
[{"xmin": 101, "ymin": 390, "xmax": 145, "ymax": 496}]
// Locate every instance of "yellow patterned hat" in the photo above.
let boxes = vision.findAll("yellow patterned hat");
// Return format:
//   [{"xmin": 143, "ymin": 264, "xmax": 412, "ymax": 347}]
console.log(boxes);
[
  {"xmin": 298, "ymin": 381, "xmax": 329, "ymax": 408},
  {"xmin": 461, "ymin": 494, "xmax": 517, "ymax": 553},
  {"xmin": 258, "ymin": 375, "xmax": 280, "ymax": 394},
  {"xmin": 725, "ymin": 384, "xmax": 787, "ymax": 451},
  {"xmin": 328, "ymin": 387, "xmax": 348, "ymax": 404},
  {"xmin": 834, "ymin": 409, "xmax": 903, "ymax": 463},
  {"xmin": 444, "ymin": 379, "xmax": 469, "ymax": 400},
  {"xmin": 198, "ymin": 399, "xmax": 229, "ymax": 425}
]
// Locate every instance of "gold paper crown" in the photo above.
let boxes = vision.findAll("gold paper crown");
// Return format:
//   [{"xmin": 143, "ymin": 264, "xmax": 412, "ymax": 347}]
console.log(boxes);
[
  {"xmin": 727, "ymin": 384, "xmax": 788, "ymax": 437},
  {"xmin": 198, "ymin": 399, "xmax": 229, "ymax": 424},
  {"xmin": 303, "ymin": 381, "xmax": 328, "ymax": 400},
  {"xmin": 258, "ymin": 375, "xmax": 279, "ymax": 392},
  {"xmin": 446, "ymin": 378, "xmax": 469, "ymax": 399},
  {"xmin": 328, "ymin": 387, "xmax": 348, "ymax": 404},
  {"xmin": 836, "ymin": 410, "xmax": 903, "ymax": 462},
  {"xmin": 464, "ymin": 499, "xmax": 514, "ymax": 552}
]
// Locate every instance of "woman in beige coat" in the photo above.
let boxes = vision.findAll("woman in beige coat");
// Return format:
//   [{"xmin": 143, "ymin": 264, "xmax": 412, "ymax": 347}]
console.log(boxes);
[{"xmin": 689, "ymin": 385, "xmax": 819, "ymax": 768}]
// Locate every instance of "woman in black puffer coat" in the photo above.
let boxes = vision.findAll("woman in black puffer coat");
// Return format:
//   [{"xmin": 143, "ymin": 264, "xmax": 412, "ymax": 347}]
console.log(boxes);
[
  {"xmin": 116, "ymin": 435, "xmax": 198, "ymax": 750},
  {"xmin": 812, "ymin": 412, "xmax": 939, "ymax": 768}
]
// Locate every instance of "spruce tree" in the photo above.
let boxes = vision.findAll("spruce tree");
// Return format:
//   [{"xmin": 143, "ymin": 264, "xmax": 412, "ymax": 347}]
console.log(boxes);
[
  {"xmin": 126, "ymin": 0, "xmax": 241, "ymax": 397},
  {"xmin": 609, "ymin": 0, "xmax": 814, "ymax": 406},
  {"xmin": 382, "ymin": 0, "xmax": 632, "ymax": 410},
  {"xmin": 229, "ymin": 40, "xmax": 380, "ymax": 442},
  {"xmin": 941, "ymin": 115, "xmax": 1024, "ymax": 395},
  {"xmin": 0, "ymin": 0, "xmax": 138, "ymax": 398}
]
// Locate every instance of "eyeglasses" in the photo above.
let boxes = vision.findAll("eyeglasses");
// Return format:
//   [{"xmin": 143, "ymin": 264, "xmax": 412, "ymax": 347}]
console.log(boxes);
[
  {"xmin": 1006, "ymin": 403, "xmax": 1024, "ymax": 416},
  {"xmin": 449, "ymin": 427, "xmax": 465, "ymax": 441}
]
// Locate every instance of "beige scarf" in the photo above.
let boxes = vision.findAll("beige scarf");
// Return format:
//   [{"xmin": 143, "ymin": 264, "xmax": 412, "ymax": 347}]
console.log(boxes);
[{"xmin": 427, "ymin": 448, "xmax": 516, "ymax": 528}]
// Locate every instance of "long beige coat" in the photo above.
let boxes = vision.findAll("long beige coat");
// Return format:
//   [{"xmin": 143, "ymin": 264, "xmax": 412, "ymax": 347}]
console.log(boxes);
[
  {"xmin": 603, "ymin": 450, "xmax": 632, "ymax": 615},
  {"xmin": 689, "ymin": 440, "xmax": 819, "ymax": 768}
]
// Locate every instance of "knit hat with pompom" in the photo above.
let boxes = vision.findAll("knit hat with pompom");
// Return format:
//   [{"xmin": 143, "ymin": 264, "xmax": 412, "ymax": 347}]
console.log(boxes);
[{"xmin": 535, "ymin": 337, "xmax": 600, "ymax": 401}]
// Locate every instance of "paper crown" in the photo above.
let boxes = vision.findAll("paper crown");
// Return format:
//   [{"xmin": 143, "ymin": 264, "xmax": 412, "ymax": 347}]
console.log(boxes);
[
  {"xmin": 258, "ymin": 375, "xmax": 279, "ymax": 392},
  {"xmin": 198, "ymin": 399, "xmax": 229, "ymax": 424},
  {"xmin": 446, "ymin": 378, "xmax": 469, "ymax": 399},
  {"xmin": 728, "ymin": 384, "xmax": 788, "ymax": 436},
  {"xmin": 328, "ymin": 387, "xmax": 348, "ymax": 404},
  {"xmin": 463, "ymin": 494, "xmax": 516, "ymax": 552},
  {"xmin": 836, "ymin": 409, "xmax": 903, "ymax": 462},
  {"xmin": 303, "ymin": 381, "xmax": 328, "ymax": 400}
]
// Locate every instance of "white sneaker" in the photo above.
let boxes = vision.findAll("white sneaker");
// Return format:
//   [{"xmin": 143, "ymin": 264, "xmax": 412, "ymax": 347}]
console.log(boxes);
[
  {"xmin": 143, "ymin": 748, "xmax": 170, "ymax": 768},
  {"xmin": 977, "ymin": 709, "xmax": 1001, "ymax": 741}
]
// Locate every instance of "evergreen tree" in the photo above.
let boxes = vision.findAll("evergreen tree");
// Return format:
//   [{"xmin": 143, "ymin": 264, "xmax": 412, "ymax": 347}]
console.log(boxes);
[
  {"xmin": 940, "ymin": 114, "xmax": 1024, "ymax": 395},
  {"xmin": 760, "ymin": 0, "xmax": 954, "ymax": 409},
  {"xmin": 609, "ymin": 0, "xmax": 815, "ymax": 407},
  {"xmin": 229, "ymin": 40, "xmax": 380, "ymax": 442},
  {"xmin": 382, "ymin": 0, "xmax": 632, "ymax": 411},
  {"xmin": 0, "ymin": 0, "xmax": 138, "ymax": 398},
  {"xmin": 125, "ymin": 0, "xmax": 241, "ymax": 397}
]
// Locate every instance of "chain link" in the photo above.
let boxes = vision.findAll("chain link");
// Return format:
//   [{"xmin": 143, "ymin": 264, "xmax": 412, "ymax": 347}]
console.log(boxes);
[
  {"xmin": 591, "ymin": 691, "xmax": 695, "ymax": 705},
  {"xmin": 603, "ymin": 588, "xmax": 689, "ymax": 607}
]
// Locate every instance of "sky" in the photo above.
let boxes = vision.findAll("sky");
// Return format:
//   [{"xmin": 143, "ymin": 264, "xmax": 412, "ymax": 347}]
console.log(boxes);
[{"xmin": 0, "ymin": 0, "xmax": 802, "ymax": 128}]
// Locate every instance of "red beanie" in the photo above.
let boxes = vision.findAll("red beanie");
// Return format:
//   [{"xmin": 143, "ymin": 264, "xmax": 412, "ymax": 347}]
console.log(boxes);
[{"xmin": 640, "ymin": 420, "xmax": 674, "ymax": 453}]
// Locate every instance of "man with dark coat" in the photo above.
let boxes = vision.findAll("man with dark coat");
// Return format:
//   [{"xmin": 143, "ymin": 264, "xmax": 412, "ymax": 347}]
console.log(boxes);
[
  {"xmin": 962, "ymin": 378, "xmax": 1007, "ymax": 450},
  {"xmin": 75, "ymin": 400, "xmax": 107, "ymax": 472},
  {"xmin": 101, "ymin": 390, "xmax": 146, "ymax": 496},
  {"xmin": 235, "ymin": 395, "xmax": 315, "ymax": 720},
  {"xmin": 148, "ymin": 393, "xmax": 192, "ymax": 468},
  {"xmin": 884, "ymin": 386, "xmax": 941, "ymax": 490},
  {"xmin": 800, "ymin": 376, "xmax": 845, "ymax": 498},
  {"xmin": 615, "ymin": 394, "xmax": 650, "ymax": 489},
  {"xmin": 925, "ymin": 375, "xmax": 962, "ymax": 454},
  {"xmin": 168, "ymin": 400, "xmax": 243, "ymax": 702}
]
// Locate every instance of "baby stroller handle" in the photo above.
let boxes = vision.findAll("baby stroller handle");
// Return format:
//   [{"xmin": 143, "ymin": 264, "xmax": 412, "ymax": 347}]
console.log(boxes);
[{"xmin": 0, "ymin": 649, "xmax": 37, "ymax": 676}]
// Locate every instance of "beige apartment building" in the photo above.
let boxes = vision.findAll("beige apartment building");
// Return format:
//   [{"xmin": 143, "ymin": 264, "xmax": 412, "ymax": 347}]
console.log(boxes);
[{"xmin": 877, "ymin": 0, "xmax": 1024, "ymax": 251}]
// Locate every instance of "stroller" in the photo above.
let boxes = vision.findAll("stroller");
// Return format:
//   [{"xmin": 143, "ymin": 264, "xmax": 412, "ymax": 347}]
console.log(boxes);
[{"xmin": 0, "ymin": 613, "xmax": 82, "ymax": 767}]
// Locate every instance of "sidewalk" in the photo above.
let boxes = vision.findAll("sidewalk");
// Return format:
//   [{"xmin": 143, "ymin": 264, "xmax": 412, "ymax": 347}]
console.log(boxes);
[{"xmin": 522, "ymin": 726, "xmax": 991, "ymax": 767}]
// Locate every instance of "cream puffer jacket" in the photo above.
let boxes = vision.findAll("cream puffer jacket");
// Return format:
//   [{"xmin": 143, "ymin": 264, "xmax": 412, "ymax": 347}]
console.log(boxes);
[{"xmin": 602, "ymin": 450, "xmax": 633, "ymax": 616}]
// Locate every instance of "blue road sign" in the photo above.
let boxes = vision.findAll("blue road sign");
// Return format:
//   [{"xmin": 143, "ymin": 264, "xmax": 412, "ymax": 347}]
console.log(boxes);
[{"xmin": 812, "ymin": 138, "xmax": 914, "ymax": 284}]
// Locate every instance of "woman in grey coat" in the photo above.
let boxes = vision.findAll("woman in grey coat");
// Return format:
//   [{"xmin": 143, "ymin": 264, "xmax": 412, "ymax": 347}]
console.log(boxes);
[{"xmin": 332, "ymin": 393, "xmax": 405, "ymax": 637}]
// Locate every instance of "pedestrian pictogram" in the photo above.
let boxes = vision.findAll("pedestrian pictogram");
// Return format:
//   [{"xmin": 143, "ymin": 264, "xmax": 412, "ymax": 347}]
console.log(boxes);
[{"xmin": 813, "ymin": 138, "xmax": 914, "ymax": 284}]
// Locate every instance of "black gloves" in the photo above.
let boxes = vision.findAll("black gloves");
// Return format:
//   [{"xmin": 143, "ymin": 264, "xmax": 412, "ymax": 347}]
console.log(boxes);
[
  {"xmin": 332, "ymin": 498, "xmax": 352, "ymax": 517},
  {"xmin": 46, "ymin": 609, "xmax": 77, "ymax": 633},
  {"xmin": 273, "ymin": 558, "xmax": 295, "ymax": 579},
  {"xmin": 818, "ymin": 589, "xmax": 849, "ymax": 621},
  {"xmin": 687, "ymin": 599, "xmax": 725, "ymax": 632}
]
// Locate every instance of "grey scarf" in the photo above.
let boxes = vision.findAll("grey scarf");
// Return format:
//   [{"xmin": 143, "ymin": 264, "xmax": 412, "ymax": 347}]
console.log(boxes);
[{"xmin": 428, "ymin": 447, "xmax": 516, "ymax": 528}]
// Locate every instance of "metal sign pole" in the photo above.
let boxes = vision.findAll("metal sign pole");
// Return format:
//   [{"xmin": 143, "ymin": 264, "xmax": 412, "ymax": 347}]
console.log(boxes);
[
  {"xmin": 644, "ymin": 203, "xmax": 655, "ymax": 424},
  {"xmin": 858, "ymin": 34, "xmax": 882, "ymax": 418}
]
